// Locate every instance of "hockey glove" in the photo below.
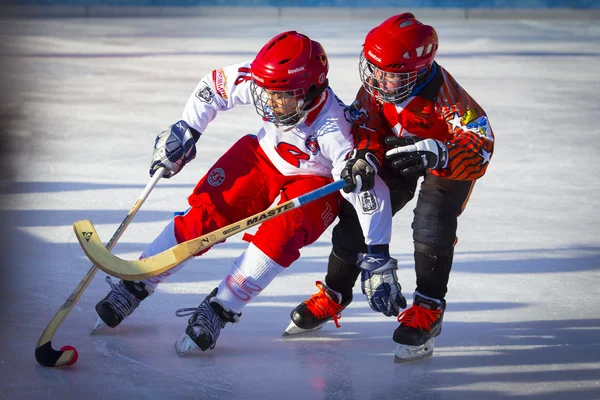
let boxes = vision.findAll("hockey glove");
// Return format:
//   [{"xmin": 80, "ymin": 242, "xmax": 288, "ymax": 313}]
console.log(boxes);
[
  {"xmin": 384, "ymin": 136, "xmax": 448, "ymax": 177},
  {"xmin": 359, "ymin": 254, "xmax": 407, "ymax": 317},
  {"xmin": 341, "ymin": 149, "xmax": 380, "ymax": 193},
  {"xmin": 150, "ymin": 120, "xmax": 201, "ymax": 178}
]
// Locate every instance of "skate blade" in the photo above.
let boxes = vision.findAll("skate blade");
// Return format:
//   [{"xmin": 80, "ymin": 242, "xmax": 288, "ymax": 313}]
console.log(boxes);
[
  {"xmin": 282, "ymin": 321, "xmax": 324, "ymax": 337},
  {"xmin": 393, "ymin": 338, "xmax": 435, "ymax": 363},
  {"xmin": 174, "ymin": 333, "xmax": 200, "ymax": 356},
  {"xmin": 90, "ymin": 317, "xmax": 108, "ymax": 335}
]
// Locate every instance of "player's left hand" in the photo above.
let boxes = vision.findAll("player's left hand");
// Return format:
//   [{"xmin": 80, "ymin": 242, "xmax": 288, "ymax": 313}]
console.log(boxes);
[{"xmin": 384, "ymin": 136, "xmax": 448, "ymax": 177}]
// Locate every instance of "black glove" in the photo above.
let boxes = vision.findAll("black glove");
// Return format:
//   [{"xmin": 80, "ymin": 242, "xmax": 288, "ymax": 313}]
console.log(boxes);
[
  {"xmin": 384, "ymin": 136, "xmax": 448, "ymax": 177},
  {"xmin": 150, "ymin": 120, "xmax": 201, "ymax": 178},
  {"xmin": 341, "ymin": 149, "xmax": 380, "ymax": 193}
]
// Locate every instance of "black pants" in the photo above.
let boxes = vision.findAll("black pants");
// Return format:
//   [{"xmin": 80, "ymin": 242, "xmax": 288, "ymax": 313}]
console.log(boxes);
[{"xmin": 330, "ymin": 170, "xmax": 474, "ymax": 300}]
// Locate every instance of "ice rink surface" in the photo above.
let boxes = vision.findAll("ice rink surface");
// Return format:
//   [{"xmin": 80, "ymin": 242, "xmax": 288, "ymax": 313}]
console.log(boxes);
[{"xmin": 0, "ymin": 13, "xmax": 599, "ymax": 400}]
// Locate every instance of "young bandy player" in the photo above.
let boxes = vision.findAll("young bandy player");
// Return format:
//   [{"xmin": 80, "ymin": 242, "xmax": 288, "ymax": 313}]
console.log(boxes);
[
  {"xmin": 92, "ymin": 31, "xmax": 393, "ymax": 355},
  {"xmin": 286, "ymin": 14, "xmax": 495, "ymax": 362}
]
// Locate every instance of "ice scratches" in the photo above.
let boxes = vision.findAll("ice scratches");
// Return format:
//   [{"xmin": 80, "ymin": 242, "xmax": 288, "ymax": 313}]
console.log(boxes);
[
  {"xmin": 277, "ymin": 336, "xmax": 349, "ymax": 342},
  {"xmin": 93, "ymin": 340, "xmax": 238, "ymax": 394}
]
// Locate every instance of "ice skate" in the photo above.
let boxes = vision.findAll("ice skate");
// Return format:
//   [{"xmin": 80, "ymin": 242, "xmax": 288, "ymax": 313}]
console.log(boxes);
[
  {"xmin": 283, "ymin": 281, "xmax": 351, "ymax": 337},
  {"xmin": 92, "ymin": 276, "xmax": 152, "ymax": 334},
  {"xmin": 174, "ymin": 288, "xmax": 241, "ymax": 356},
  {"xmin": 392, "ymin": 292, "xmax": 445, "ymax": 363}
]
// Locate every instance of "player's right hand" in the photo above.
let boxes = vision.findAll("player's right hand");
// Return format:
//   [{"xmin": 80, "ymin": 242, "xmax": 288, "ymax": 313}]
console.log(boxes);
[
  {"xmin": 359, "ymin": 254, "xmax": 407, "ymax": 317},
  {"xmin": 149, "ymin": 120, "xmax": 201, "ymax": 178},
  {"xmin": 340, "ymin": 149, "xmax": 380, "ymax": 193}
]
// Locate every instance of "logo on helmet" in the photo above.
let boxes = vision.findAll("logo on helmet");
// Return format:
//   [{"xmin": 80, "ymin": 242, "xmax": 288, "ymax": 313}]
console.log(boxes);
[
  {"xmin": 367, "ymin": 50, "xmax": 382, "ymax": 63},
  {"xmin": 318, "ymin": 73, "xmax": 326, "ymax": 84},
  {"xmin": 252, "ymin": 74, "xmax": 264, "ymax": 83},
  {"xmin": 288, "ymin": 66, "xmax": 306, "ymax": 74}
]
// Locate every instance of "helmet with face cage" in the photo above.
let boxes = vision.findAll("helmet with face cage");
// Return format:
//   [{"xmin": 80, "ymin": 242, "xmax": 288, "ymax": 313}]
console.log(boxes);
[
  {"xmin": 250, "ymin": 31, "xmax": 329, "ymax": 128},
  {"xmin": 360, "ymin": 13, "xmax": 438, "ymax": 104}
]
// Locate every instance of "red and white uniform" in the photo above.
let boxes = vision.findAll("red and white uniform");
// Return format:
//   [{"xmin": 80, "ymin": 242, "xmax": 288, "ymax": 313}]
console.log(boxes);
[
  {"xmin": 141, "ymin": 62, "xmax": 391, "ymax": 313},
  {"xmin": 178, "ymin": 61, "xmax": 391, "ymax": 249}
]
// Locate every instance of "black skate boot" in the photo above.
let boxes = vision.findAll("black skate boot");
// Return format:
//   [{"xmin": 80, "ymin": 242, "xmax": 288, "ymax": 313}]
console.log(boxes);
[
  {"xmin": 284, "ymin": 281, "xmax": 352, "ymax": 336},
  {"xmin": 392, "ymin": 291, "xmax": 446, "ymax": 363},
  {"xmin": 92, "ymin": 276, "xmax": 153, "ymax": 332},
  {"xmin": 174, "ymin": 288, "xmax": 241, "ymax": 355}
]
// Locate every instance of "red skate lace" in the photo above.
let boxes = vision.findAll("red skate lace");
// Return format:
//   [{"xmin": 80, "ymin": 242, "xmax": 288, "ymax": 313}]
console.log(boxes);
[
  {"xmin": 397, "ymin": 304, "xmax": 442, "ymax": 331},
  {"xmin": 305, "ymin": 281, "xmax": 344, "ymax": 328}
]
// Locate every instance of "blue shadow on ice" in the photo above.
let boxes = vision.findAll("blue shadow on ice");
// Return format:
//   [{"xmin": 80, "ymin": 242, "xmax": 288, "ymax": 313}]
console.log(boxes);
[{"xmin": 2, "ymin": 181, "xmax": 193, "ymax": 194}]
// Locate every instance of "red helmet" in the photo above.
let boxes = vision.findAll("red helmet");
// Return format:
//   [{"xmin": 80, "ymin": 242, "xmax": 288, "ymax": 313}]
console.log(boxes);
[
  {"xmin": 360, "ymin": 13, "xmax": 438, "ymax": 103},
  {"xmin": 250, "ymin": 31, "xmax": 329, "ymax": 127}
]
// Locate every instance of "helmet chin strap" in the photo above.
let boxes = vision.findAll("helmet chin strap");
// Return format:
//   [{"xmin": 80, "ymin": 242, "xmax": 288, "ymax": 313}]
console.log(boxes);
[
  {"xmin": 279, "ymin": 88, "xmax": 328, "ymax": 132},
  {"xmin": 301, "ymin": 88, "xmax": 328, "ymax": 115}
]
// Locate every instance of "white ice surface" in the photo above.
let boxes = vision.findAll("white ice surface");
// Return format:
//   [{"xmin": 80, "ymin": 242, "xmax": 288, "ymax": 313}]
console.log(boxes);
[{"xmin": 1, "ymin": 15, "xmax": 599, "ymax": 400}]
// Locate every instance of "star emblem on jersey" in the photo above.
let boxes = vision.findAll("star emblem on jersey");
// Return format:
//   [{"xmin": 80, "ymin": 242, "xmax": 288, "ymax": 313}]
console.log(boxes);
[
  {"xmin": 448, "ymin": 113, "xmax": 462, "ymax": 131},
  {"xmin": 480, "ymin": 149, "xmax": 491, "ymax": 165}
]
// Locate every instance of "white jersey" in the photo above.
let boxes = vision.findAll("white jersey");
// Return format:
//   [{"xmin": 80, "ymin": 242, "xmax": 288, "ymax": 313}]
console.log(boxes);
[{"xmin": 180, "ymin": 61, "xmax": 392, "ymax": 245}]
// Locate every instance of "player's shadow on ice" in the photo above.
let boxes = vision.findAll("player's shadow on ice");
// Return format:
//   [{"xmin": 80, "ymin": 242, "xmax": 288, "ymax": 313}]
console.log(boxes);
[
  {"xmin": 1, "ymin": 209, "xmax": 175, "ymax": 227},
  {"xmin": 2, "ymin": 181, "xmax": 193, "ymax": 194},
  {"xmin": 159, "ymin": 244, "xmax": 600, "ymax": 277}
]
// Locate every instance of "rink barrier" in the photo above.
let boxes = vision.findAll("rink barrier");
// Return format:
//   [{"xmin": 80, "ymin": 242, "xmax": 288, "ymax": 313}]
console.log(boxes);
[{"xmin": 1, "ymin": 6, "xmax": 600, "ymax": 19}]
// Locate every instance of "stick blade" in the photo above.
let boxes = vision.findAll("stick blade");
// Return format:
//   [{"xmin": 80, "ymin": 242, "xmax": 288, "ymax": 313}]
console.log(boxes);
[
  {"xmin": 35, "ymin": 341, "xmax": 77, "ymax": 367},
  {"xmin": 72, "ymin": 220, "xmax": 176, "ymax": 280}
]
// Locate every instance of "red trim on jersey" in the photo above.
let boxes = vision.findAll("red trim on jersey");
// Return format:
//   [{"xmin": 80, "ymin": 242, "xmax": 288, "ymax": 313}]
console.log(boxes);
[{"xmin": 304, "ymin": 90, "xmax": 329, "ymax": 127}]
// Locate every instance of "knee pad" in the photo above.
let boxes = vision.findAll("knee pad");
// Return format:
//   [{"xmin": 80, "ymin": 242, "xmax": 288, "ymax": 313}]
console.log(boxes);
[{"xmin": 412, "ymin": 208, "xmax": 458, "ymax": 249}]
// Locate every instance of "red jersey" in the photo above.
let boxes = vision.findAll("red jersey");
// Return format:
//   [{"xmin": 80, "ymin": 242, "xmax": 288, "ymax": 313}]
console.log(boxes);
[{"xmin": 351, "ymin": 63, "xmax": 494, "ymax": 181}]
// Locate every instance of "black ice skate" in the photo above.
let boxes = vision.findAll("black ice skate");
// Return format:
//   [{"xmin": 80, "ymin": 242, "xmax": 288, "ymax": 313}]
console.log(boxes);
[
  {"xmin": 392, "ymin": 292, "xmax": 446, "ymax": 363},
  {"xmin": 92, "ymin": 276, "xmax": 153, "ymax": 333},
  {"xmin": 174, "ymin": 288, "xmax": 241, "ymax": 356},
  {"xmin": 283, "ymin": 281, "xmax": 352, "ymax": 336}
]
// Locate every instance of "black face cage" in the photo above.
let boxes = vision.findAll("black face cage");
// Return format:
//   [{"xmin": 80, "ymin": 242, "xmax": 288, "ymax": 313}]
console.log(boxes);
[
  {"xmin": 359, "ymin": 51, "xmax": 427, "ymax": 104},
  {"xmin": 250, "ymin": 82, "xmax": 307, "ymax": 128}
]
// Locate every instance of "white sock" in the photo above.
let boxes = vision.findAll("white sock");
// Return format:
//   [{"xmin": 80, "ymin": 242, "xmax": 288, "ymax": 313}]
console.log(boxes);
[
  {"xmin": 216, "ymin": 243, "xmax": 285, "ymax": 313},
  {"xmin": 140, "ymin": 220, "xmax": 189, "ymax": 289}
]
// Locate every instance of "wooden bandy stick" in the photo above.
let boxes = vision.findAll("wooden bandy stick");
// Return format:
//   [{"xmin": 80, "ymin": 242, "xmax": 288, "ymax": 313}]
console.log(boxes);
[
  {"xmin": 35, "ymin": 169, "xmax": 164, "ymax": 367},
  {"xmin": 73, "ymin": 179, "xmax": 347, "ymax": 281}
]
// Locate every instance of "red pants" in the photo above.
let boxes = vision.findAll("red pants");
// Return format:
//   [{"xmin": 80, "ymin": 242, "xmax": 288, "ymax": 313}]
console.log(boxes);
[{"xmin": 174, "ymin": 134, "xmax": 341, "ymax": 267}]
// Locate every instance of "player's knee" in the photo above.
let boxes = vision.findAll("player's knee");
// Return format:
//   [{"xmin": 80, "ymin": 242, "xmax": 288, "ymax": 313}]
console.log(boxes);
[
  {"xmin": 412, "ymin": 211, "xmax": 457, "ymax": 249},
  {"xmin": 253, "ymin": 199, "xmax": 338, "ymax": 267},
  {"xmin": 252, "ymin": 232, "xmax": 304, "ymax": 267},
  {"xmin": 414, "ymin": 241, "xmax": 454, "ymax": 257},
  {"xmin": 173, "ymin": 206, "xmax": 230, "ymax": 255}
]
